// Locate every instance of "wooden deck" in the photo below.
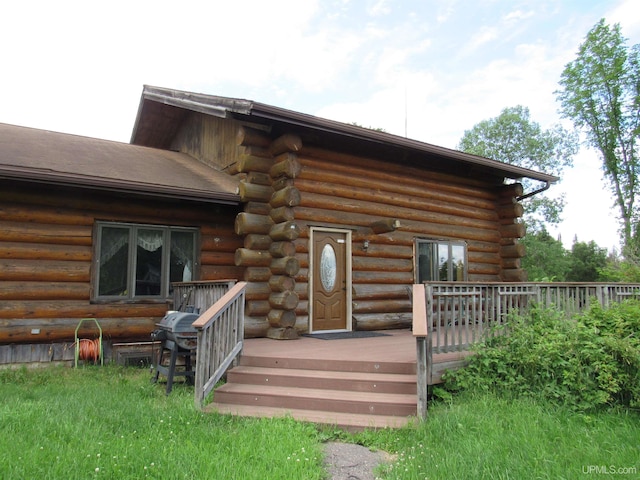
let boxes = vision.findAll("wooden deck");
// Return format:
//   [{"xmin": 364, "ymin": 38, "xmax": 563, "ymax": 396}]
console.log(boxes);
[
  {"xmin": 204, "ymin": 329, "xmax": 470, "ymax": 430},
  {"xmin": 245, "ymin": 329, "xmax": 416, "ymax": 365},
  {"xmin": 196, "ymin": 282, "xmax": 640, "ymax": 429}
]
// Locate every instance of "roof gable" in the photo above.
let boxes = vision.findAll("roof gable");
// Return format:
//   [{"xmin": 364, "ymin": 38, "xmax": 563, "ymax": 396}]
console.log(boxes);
[{"xmin": 131, "ymin": 85, "xmax": 558, "ymax": 185}]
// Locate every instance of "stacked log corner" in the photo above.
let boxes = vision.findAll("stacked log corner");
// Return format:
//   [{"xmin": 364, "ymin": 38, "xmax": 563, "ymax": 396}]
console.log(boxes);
[
  {"xmin": 234, "ymin": 127, "xmax": 302, "ymax": 339},
  {"xmin": 496, "ymin": 183, "xmax": 527, "ymax": 282}
]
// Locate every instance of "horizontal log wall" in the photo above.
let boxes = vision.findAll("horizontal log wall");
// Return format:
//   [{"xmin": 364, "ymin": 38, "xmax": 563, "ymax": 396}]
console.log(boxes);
[
  {"xmin": 0, "ymin": 183, "xmax": 242, "ymax": 344},
  {"xmin": 294, "ymin": 147, "xmax": 514, "ymax": 331},
  {"xmin": 231, "ymin": 129, "xmax": 526, "ymax": 336}
]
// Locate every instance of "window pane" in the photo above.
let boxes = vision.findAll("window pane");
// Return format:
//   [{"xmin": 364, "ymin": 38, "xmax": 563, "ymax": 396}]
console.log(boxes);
[
  {"xmin": 99, "ymin": 226, "xmax": 129, "ymax": 296},
  {"xmin": 320, "ymin": 244, "xmax": 337, "ymax": 292},
  {"xmin": 170, "ymin": 230, "xmax": 195, "ymax": 289},
  {"xmin": 437, "ymin": 243, "xmax": 449, "ymax": 281},
  {"xmin": 451, "ymin": 244, "xmax": 465, "ymax": 281},
  {"xmin": 416, "ymin": 240, "xmax": 466, "ymax": 282},
  {"xmin": 417, "ymin": 242, "xmax": 434, "ymax": 283},
  {"xmin": 135, "ymin": 228, "xmax": 163, "ymax": 296}
]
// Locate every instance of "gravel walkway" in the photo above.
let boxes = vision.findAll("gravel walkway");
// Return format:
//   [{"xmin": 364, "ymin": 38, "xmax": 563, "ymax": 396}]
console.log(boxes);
[{"xmin": 323, "ymin": 442, "xmax": 394, "ymax": 480}]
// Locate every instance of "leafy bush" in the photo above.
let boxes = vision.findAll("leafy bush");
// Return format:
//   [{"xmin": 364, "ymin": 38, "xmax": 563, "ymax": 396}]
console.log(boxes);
[
  {"xmin": 600, "ymin": 255, "xmax": 640, "ymax": 282},
  {"xmin": 443, "ymin": 300, "xmax": 640, "ymax": 411}
]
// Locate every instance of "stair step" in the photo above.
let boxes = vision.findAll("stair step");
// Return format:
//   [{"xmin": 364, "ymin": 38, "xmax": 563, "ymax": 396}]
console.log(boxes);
[
  {"xmin": 209, "ymin": 331, "xmax": 420, "ymax": 428},
  {"xmin": 206, "ymin": 403, "xmax": 415, "ymax": 430},
  {"xmin": 227, "ymin": 365, "xmax": 417, "ymax": 394},
  {"xmin": 214, "ymin": 383, "xmax": 417, "ymax": 417},
  {"xmin": 240, "ymin": 355, "xmax": 415, "ymax": 375}
]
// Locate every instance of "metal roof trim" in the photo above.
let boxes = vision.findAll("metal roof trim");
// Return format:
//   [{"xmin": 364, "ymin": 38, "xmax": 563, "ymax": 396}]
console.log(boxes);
[{"xmin": 247, "ymin": 102, "xmax": 559, "ymax": 183}]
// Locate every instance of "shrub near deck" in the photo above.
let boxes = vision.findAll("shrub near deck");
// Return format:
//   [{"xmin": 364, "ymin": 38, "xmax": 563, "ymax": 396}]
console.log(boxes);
[{"xmin": 443, "ymin": 301, "xmax": 640, "ymax": 411}]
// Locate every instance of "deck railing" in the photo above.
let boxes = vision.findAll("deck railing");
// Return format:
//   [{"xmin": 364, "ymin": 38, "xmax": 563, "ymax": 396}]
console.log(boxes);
[
  {"xmin": 426, "ymin": 282, "xmax": 640, "ymax": 354},
  {"xmin": 413, "ymin": 282, "xmax": 640, "ymax": 419},
  {"xmin": 191, "ymin": 282, "xmax": 247, "ymax": 408},
  {"xmin": 172, "ymin": 280, "xmax": 237, "ymax": 314}
]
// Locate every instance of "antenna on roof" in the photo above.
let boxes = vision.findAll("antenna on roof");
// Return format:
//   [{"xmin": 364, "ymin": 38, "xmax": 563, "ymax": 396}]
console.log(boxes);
[{"xmin": 404, "ymin": 87, "xmax": 408, "ymax": 138}]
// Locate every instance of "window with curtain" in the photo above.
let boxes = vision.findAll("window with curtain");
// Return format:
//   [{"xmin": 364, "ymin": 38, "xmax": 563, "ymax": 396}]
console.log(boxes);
[
  {"xmin": 95, "ymin": 222, "xmax": 198, "ymax": 300},
  {"xmin": 416, "ymin": 239, "xmax": 467, "ymax": 282}
]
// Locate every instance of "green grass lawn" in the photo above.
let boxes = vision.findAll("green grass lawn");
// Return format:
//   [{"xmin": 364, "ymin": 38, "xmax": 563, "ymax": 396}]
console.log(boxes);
[
  {"xmin": 0, "ymin": 366, "xmax": 325, "ymax": 479},
  {"xmin": 360, "ymin": 393, "xmax": 639, "ymax": 479},
  {"xmin": 1, "ymin": 365, "xmax": 638, "ymax": 479}
]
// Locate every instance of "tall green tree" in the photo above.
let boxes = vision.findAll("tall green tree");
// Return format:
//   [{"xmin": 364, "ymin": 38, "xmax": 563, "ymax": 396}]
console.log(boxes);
[
  {"xmin": 458, "ymin": 106, "xmax": 577, "ymax": 232},
  {"xmin": 520, "ymin": 229, "xmax": 570, "ymax": 281},
  {"xmin": 556, "ymin": 19, "xmax": 640, "ymax": 256},
  {"xmin": 567, "ymin": 239, "xmax": 608, "ymax": 281},
  {"xmin": 600, "ymin": 250, "xmax": 640, "ymax": 282}
]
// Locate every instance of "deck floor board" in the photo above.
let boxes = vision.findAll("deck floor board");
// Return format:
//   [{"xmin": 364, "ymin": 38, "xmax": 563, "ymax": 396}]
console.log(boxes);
[{"xmin": 242, "ymin": 328, "xmax": 469, "ymax": 369}]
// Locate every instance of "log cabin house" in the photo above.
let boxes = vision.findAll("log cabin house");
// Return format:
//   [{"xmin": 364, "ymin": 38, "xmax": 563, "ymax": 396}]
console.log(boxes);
[{"xmin": 0, "ymin": 85, "xmax": 557, "ymax": 364}]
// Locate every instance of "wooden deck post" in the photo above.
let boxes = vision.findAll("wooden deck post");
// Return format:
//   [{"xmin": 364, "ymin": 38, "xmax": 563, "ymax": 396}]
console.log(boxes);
[
  {"xmin": 412, "ymin": 284, "xmax": 430, "ymax": 420},
  {"xmin": 416, "ymin": 336, "xmax": 430, "ymax": 420}
]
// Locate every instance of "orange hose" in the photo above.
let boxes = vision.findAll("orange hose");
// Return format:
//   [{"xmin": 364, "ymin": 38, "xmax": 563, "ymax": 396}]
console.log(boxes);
[{"xmin": 77, "ymin": 338, "xmax": 101, "ymax": 364}]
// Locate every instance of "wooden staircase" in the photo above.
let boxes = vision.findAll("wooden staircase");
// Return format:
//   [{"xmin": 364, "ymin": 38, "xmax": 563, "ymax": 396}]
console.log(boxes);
[{"xmin": 205, "ymin": 349, "xmax": 418, "ymax": 430}]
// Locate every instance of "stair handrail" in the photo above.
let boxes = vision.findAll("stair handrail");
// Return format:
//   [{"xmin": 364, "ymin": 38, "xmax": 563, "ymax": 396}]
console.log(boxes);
[{"xmin": 192, "ymin": 281, "xmax": 247, "ymax": 408}]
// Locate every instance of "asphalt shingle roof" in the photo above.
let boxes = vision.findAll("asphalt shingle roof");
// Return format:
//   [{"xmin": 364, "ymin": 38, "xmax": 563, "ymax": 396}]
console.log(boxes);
[{"xmin": 0, "ymin": 123, "xmax": 239, "ymax": 204}]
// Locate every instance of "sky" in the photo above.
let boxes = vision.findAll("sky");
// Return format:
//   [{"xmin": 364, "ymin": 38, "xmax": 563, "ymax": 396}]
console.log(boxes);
[{"xmin": 2, "ymin": 0, "xmax": 639, "ymax": 253}]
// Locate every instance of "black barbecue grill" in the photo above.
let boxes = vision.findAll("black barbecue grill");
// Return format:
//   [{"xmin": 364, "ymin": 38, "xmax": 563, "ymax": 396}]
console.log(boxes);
[
  {"xmin": 154, "ymin": 311, "xmax": 199, "ymax": 349},
  {"xmin": 152, "ymin": 311, "xmax": 200, "ymax": 394}
]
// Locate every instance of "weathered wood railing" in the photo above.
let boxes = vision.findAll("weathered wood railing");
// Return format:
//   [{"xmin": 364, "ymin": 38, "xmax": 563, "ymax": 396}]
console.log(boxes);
[
  {"xmin": 191, "ymin": 281, "xmax": 247, "ymax": 408},
  {"xmin": 426, "ymin": 282, "xmax": 640, "ymax": 354},
  {"xmin": 172, "ymin": 280, "xmax": 237, "ymax": 314},
  {"xmin": 414, "ymin": 282, "xmax": 640, "ymax": 419}
]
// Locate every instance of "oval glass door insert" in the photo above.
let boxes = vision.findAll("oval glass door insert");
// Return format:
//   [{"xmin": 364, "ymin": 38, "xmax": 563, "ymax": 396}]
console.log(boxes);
[{"xmin": 320, "ymin": 244, "xmax": 337, "ymax": 292}]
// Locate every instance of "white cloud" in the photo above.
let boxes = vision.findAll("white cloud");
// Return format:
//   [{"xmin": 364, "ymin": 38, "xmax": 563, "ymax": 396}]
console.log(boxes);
[
  {"xmin": 1, "ymin": 0, "xmax": 326, "ymax": 140},
  {"xmin": 608, "ymin": 0, "xmax": 640, "ymax": 37},
  {"xmin": 434, "ymin": 0, "xmax": 457, "ymax": 24},
  {"xmin": 464, "ymin": 26, "xmax": 500, "ymax": 54},
  {"xmin": 503, "ymin": 9, "xmax": 535, "ymax": 23},
  {"xmin": 282, "ymin": 30, "xmax": 365, "ymax": 92},
  {"xmin": 367, "ymin": 0, "xmax": 391, "ymax": 17},
  {"xmin": 549, "ymin": 150, "xmax": 620, "ymax": 251}
]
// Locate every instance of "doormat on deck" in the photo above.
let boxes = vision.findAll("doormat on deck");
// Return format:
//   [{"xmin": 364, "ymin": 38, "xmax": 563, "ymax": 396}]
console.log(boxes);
[{"xmin": 302, "ymin": 331, "xmax": 391, "ymax": 340}]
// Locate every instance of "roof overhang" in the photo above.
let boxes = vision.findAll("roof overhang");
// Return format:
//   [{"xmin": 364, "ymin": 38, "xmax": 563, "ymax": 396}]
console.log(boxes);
[
  {"xmin": 132, "ymin": 85, "xmax": 559, "ymax": 185},
  {"xmin": 0, "ymin": 164, "xmax": 240, "ymax": 204}
]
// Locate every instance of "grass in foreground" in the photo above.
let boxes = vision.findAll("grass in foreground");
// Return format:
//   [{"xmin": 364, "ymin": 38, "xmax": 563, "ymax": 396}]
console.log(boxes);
[
  {"xmin": 0, "ymin": 365, "xmax": 325, "ymax": 479},
  {"xmin": 1, "ymin": 365, "xmax": 638, "ymax": 479},
  {"xmin": 348, "ymin": 392, "xmax": 639, "ymax": 480}
]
